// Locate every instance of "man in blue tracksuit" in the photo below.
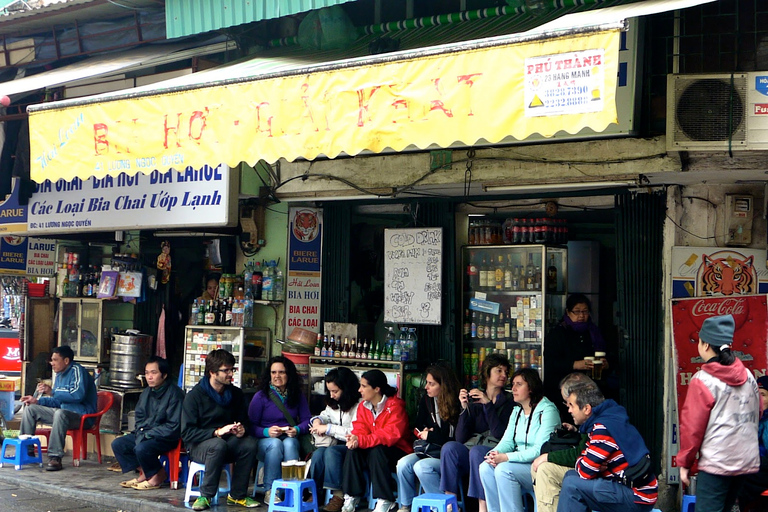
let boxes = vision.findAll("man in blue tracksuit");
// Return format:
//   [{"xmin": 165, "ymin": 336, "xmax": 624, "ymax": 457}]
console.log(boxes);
[{"xmin": 20, "ymin": 345, "xmax": 97, "ymax": 471}]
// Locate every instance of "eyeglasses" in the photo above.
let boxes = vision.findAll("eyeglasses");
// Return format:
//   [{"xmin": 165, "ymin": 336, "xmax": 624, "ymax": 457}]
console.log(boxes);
[
  {"xmin": 570, "ymin": 309, "xmax": 590, "ymax": 316},
  {"xmin": 217, "ymin": 368, "xmax": 237, "ymax": 374}
]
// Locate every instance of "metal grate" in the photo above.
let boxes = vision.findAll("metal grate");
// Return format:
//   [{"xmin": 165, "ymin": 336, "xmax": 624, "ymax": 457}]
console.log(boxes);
[{"xmin": 615, "ymin": 191, "xmax": 666, "ymax": 474}]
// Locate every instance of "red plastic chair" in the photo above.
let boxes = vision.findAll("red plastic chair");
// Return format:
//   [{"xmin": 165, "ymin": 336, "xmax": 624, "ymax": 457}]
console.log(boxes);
[{"xmin": 67, "ymin": 391, "xmax": 113, "ymax": 466}]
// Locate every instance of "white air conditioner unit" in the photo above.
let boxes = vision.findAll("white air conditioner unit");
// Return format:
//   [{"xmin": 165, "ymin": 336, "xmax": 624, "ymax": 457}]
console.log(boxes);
[{"xmin": 667, "ymin": 73, "xmax": 749, "ymax": 151}]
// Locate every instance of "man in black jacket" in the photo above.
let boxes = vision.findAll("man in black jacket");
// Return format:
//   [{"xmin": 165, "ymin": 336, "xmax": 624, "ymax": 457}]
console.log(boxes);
[
  {"xmin": 182, "ymin": 349, "xmax": 259, "ymax": 511},
  {"xmin": 111, "ymin": 356, "xmax": 184, "ymax": 489}
]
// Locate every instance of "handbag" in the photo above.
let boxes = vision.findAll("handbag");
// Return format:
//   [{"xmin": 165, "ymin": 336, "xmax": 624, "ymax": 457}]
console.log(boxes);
[
  {"xmin": 268, "ymin": 390, "xmax": 316, "ymax": 458},
  {"xmin": 540, "ymin": 427, "xmax": 581, "ymax": 454},
  {"xmin": 413, "ymin": 439, "xmax": 442, "ymax": 458},
  {"xmin": 463, "ymin": 431, "xmax": 500, "ymax": 449}
]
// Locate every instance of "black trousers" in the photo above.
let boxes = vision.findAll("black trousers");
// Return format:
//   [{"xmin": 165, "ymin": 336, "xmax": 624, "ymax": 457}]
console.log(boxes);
[
  {"xmin": 342, "ymin": 445, "xmax": 408, "ymax": 502},
  {"xmin": 189, "ymin": 435, "xmax": 258, "ymax": 500}
]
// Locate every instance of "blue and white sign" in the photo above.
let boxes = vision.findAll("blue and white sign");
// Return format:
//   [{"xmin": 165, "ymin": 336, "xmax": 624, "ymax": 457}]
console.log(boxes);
[{"xmin": 27, "ymin": 165, "xmax": 237, "ymax": 234}]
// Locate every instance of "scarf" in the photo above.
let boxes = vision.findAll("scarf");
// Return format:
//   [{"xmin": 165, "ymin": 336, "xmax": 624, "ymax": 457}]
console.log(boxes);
[
  {"xmin": 562, "ymin": 314, "xmax": 606, "ymax": 351},
  {"xmin": 200, "ymin": 376, "xmax": 232, "ymax": 407},
  {"xmin": 270, "ymin": 384, "xmax": 288, "ymax": 402}
]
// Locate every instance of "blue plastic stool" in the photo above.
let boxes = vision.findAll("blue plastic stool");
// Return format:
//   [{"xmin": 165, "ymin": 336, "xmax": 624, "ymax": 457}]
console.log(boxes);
[
  {"xmin": 412, "ymin": 493, "xmax": 458, "ymax": 512},
  {"xmin": 418, "ymin": 479, "xmax": 465, "ymax": 512},
  {"xmin": 367, "ymin": 472, "xmax": 396, "ymax": 510},
  {"xmin": 184, "ymin": 461, "xmax": 232, "ymax": 506},
  {"xmin": 0, "ymin": 437, "xmax": 43, "ymax": 470},
  {"xmin": 251, "ymin": 460, "xmax": 266, "ymax": 497},
  {"xmin": 268, "ymin": 479, "xmax": 319, "ymax": 512},
  {"xmin": 682, "ymin": 494, "xmax": 696, "ymax": 512}
]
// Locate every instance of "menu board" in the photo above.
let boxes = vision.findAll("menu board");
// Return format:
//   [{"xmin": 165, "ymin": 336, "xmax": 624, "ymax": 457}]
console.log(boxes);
[{"xmin": 384, "ymin": 227, "xmax": 442, "ymax": 325}]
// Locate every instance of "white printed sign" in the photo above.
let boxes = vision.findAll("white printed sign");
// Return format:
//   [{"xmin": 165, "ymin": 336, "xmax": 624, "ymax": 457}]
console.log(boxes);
[
  {"xmin": 384, "ymin": 228, "xmax": 442, "ymax": 325},
  {"xmin": 27, "ymin": 165, "xmax": 237, "ymax": 233},
  {"xmin": 524, "ymin": 49, "xmax": 606, "ymax": 117},
  {"xmin": 26, "ymin": 238, "xmax": 56, "ymax": 276}
]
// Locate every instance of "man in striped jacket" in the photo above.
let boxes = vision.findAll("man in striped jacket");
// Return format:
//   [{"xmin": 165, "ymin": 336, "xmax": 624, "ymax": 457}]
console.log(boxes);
[{"xmin": 556, "ymin": 384, "xmax": 658, "ymax": 512}]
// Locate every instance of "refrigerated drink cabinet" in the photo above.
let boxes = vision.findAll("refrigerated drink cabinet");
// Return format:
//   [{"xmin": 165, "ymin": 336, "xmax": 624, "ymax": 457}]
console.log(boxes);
[{"xmin": 461, "ymin": 244, "xmax": 567, "ymax": 384}]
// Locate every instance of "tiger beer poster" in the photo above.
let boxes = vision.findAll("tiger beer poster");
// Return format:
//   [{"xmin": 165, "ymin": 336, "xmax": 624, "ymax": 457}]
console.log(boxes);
[
  {"xmin": 285, "ymin": 207, "xmax": 322, "ymax": 333},
  {"xmin": 672, "ymin": 295, "xmax": 768, "ymax": 419},
  {"xmin": 671, "ymin": 247, "xmax": 768, "ymax": 298}
]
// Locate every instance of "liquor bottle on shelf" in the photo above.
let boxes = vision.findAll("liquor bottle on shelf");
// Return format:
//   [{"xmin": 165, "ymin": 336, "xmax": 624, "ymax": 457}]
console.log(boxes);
[
  {"xmin": 464, "ymin": 309, "xmax": 471, "ymax": 337},
  {"xmin": 547, "ymin": 254, "xmax": 558, "ymax": 292},
  {"xmin": 526, "ymin": 254, "xmax": 535, "ymax": 291},
  {"xmin": 497, "ymin": 313, "xmax": 505, "ymax": 341},
  {"xmin": 490, "ymin": 315, "xmax": 497, "ymax": 340},
  {"xmin": 467, "ymin": 254, "xmax": 479, "ymax": 290},
  {"xmin": 494, "ymin": 255, "xmax": 504, "ymax": 291},
  {"xmin": 314, "ymin": 333, "xmax": 323, "ymax": 356},
  {"xmin": 478, "ymin": 255, "xmax": 488, "ymax": 290},
  {"xmin": 512, "ymin": 265, "xmax": 521, "ymax": 291},
  {"xmin": 534, "ymin": 266, "xmax": 542, "ymax": 291},
  {"xmin": 503, "ymin": 255, "xmax": 514, "ymax": 291},
  {"xmin": 504, "ymin": 313, "xmax": 513, "ymax": 341}
]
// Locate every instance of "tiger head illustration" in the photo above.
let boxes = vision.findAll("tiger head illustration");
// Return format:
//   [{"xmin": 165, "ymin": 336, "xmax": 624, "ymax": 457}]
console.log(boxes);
[
  {"xmin": 293, "ymin": 210, "xmax": 319, "ymax": 242},
  {"xmin": 697, "ymin": 253, "xmax": 756, "ymax": 296}
]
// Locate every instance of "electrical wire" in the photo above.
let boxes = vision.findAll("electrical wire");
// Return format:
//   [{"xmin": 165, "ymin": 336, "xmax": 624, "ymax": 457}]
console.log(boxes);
[{"xmin": 665, "ymin": 213, "xmax": 716, "ymax": 240}]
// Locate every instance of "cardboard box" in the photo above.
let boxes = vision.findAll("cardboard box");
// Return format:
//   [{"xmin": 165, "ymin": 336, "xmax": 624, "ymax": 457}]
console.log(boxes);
[{"xmin": 0, "ymin": 377, "xmax": 19, "ymax": 392}]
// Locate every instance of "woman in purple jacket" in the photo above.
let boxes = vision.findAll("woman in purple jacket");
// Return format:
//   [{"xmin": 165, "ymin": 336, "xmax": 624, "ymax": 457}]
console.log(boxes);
[{"xmin": 248, "ymin": 356, "xmax": 311, "ymax": 503}]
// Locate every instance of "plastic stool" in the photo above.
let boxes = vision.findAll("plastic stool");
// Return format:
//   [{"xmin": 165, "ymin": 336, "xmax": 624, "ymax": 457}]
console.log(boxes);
[
  {"xmin": 184, "ymin": 461, "xmax": 232, "ymax": 506},
  {"xmin": 268, "ymin": 479, "xmax": 319, "ymax": 512},
  {"xmin": 159, "ymin": 441, "xmax": 189, "ymax": 490},
  {"xmin": 0, "ymin": 438, "xmax": 43, "ymax": 470},
  {"xmin": 412, "ymin": 493, "xmax": 458, "ymax": 512},
  {"xmin": 682, "ymin": 494, "xmax": 696, "ymax": 512},
  {"xmin": 418, "ymin": 479, "xmax": 465, "ymax": 512},
  {"xmin": 252, "ymin": 460, "xmax": 266, "ymax": 497},
  {"xmin": 367, "ymin": 472, "xmax": 396, "ymax": 510}
]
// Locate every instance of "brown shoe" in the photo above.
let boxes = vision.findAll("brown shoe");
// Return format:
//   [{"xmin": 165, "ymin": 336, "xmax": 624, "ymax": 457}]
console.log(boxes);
[
  {"xmin": 324, "ymin": 495, "xmax": 344, "ymax": 512},
  {"xmin": 45, "ymin": 456, "xmax": 62, "ymax": 471}
]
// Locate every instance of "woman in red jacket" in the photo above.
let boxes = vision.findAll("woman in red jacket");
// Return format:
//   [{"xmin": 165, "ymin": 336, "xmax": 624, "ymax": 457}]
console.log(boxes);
[{"xmin": 341, "ymin": 369, "xmax": 412, "ymax": 512}]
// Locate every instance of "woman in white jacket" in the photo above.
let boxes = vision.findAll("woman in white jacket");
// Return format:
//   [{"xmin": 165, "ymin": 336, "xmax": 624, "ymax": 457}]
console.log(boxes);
[{"xmin": 309, "ymin": 367, "xmax": 363, "ymax": 512}]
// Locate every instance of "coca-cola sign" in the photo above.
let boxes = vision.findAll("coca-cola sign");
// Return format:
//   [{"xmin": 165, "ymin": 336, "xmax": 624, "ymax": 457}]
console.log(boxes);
[{"xmin": 672, "ymin": 295, "xmax": 767, "ymax": 425}]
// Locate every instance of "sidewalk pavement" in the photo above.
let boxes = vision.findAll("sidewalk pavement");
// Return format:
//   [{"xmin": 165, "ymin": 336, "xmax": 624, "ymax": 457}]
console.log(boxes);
[{"xmin": 0, "ymin": 452, "xmax": 237, "ymax": 512}]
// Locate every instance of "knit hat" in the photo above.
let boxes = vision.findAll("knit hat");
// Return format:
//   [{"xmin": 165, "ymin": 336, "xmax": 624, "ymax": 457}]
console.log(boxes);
[
  {"xmin": 699, "ymin": 314, "xmax": 735, "ymax": 346},
  {"xmin": 758, "ymin": 376, "xmax": 768, "ymax": 391}
]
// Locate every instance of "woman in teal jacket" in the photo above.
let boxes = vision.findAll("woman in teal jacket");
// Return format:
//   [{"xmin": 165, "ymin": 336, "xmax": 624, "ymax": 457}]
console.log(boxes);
[{"xmin": 477, "ymin": 368, "xmax": 559, "ymax": 512}]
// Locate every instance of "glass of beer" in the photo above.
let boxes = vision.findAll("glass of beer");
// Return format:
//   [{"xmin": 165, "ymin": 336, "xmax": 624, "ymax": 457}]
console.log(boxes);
[
  {"xmin": 295, "ymin": 461, "xmax": 307, "ymax": 480},
  {"xmin": 281, "ymin": 461, "xmax": 296, "ymax": 481},
  {"xmin": 594, "ymin": 352, "xmax": 605, "ymax": 380}
]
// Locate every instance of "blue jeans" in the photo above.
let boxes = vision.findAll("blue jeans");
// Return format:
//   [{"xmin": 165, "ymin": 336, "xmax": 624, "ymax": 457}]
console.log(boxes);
[
  {"xmin": 310, "ymin": 444, "xmax": 348, "ymax": 490},
  {"xmin": 467, "ymin": 445, "xmax": 493, "ymax": 499},
  {"xmin": 111, "ymin": 433, "xmax": 178, "ymax": 478},
  {"xmin": 258, "ymin": 436, "xmax": 300, "ymax": 491},
  {"xmin": 696, "ymin": 470, "xmax": 744, "ymax": 512},
  {"xmin": 396, "ymin": 453, "xmax": 442, "ymax": 506},
  {"xmin": 557, "ymin": 471, "xmax": 653, "ymax": 512},
  {"xmin": 479, "ymin": 460, "xmax": 534, "ymax": 512},
  {"xmin": 440, "ymin": 441, "xmax": 469, "ymax": 495}
]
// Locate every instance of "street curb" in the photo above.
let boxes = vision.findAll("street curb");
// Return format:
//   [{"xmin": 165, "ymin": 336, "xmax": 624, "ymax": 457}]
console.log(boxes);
[{"xmin": 0, "ymin": 470, "xmax": 183, "ymax": 512}]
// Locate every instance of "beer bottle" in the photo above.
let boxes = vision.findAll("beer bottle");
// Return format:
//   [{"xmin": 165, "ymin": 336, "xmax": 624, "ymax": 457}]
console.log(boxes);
[
  {"xmin": 484, "ymin": 315, "xmax": 491, "ymax": 339},
  {"xmin": 479, "ymin": 255, "xmax": 489, "ymax": 290},
  {"xmin": 314, "ymin": 333, "xmax": 323, "ymax": 357},
  {"xmin": 205, "ymin": 300, "xmax": 215, "ymax": 325},
  {"xmin": 497, "ymin": 313, "xmax": 506, "ymax": 340},
  {"xmin": 464, "ymin": 309, "xmax": 471, "ymax": 337},
  {"xmin": 321, "ymin": 335, "xmax": 330, "ymax": 358},
  {"xmin": 490, "ymin": 315, "xmax": 497, "ymax": 340},
  {"xmin": 349, "ymin": 338, "xmax": 357, "ymax": 359},
  {"xmin": 476, "ymin": 313, "xmax": 484, "ymax": 340},
  {"xmin": 547, "ymin": 254, "xmax": 558, "ymax": 292},
  {"xmin": 471, "ymin": 310, "xmax": 478, "ymax": 339},
  {"xmin": 341, "ymin": 337, "xmax": 349, "ymax": 358}
]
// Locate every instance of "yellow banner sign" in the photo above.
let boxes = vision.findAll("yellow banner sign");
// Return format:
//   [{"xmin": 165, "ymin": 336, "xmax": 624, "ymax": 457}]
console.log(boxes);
[{"xmin": 29, "ymin": 30, "xmax": 620, "ymax": 183}]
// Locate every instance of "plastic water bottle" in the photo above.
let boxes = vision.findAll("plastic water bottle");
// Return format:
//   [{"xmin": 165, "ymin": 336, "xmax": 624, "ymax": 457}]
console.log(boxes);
[
  {"xmin": 274, "ymin": 265, "xmax": 284, "ymax": 301},
  {"xmin": 392, "ymin": 335, "xmax": 401, "ymax": 361},
  {"xmin": 408, "ymin": 328, "xmax": 418, "ymax": 361},
  {"xmin": 262, "ymin": 261, "xmax": 275, "ymax": 301},
  {"xmin": 398, "ymin": 327, "xmax": 409, "ymax": 361},
  {"xmin": 243, "ymin": 262, "xmax": 253, "ymax": 298},
  {"xmin": 243, "ymin": 298, "xmax": 253, "ymax": 327},
  {"xmin": 191, "ymin": 299, "xmax": 200, "ymax": 325},
  {"xmin": 385, "ymin": 327, "xmax": 396, "ymax": 359}
]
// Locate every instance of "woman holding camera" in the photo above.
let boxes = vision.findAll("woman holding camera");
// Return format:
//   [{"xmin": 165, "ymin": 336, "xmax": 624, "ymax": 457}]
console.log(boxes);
[
  {"xmin": 439, "ymin": 353, "xmax": 515, "ymax": 502},
  {"xmin": 395, "ymin": 364, "xmax": 461, "ymax": 512},
  {"xmin": 309, "ymin": 368, "xmax": 363, "ymax": 512}
]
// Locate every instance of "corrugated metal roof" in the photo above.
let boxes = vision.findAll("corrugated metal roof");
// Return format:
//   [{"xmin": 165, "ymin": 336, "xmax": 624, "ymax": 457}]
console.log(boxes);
[
  {"xmin": 0, "ymin": 0, "xmax": 163, "ymax": 37},
  {"xmin": 165, "ymin": 0, "xmax": 358, "ymax": 39}
]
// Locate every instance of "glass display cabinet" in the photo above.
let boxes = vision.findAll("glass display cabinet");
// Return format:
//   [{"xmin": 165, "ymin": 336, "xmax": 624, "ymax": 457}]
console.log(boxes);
[{"xmin": 57, "ymin": 298, "xmax": 135, "ymax": 364}]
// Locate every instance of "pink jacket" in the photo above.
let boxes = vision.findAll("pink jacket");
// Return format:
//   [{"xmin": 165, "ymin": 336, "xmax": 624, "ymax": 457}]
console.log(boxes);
[{"xmin": 678, "ymin": 357, "xmax": 760, "ymax": 476}]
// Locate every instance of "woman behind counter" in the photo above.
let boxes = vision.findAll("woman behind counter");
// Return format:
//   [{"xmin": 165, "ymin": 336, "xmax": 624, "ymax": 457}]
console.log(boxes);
[
  {"xmin": 543, "ymin": 293, "xmax": 608, "ymax": 421},
  {"xmin": 396, "ymin": 364, "xmax": 461, "ymax": 512},
  {"xmin": 309, "ymin": 367, "xmax": 362, "ymax": 512},
  {"xmin": 248, "ymin": 356, "xmax": 311, "ymax": 504},
  {"xmin": 341, "ymin": 369, "xmax": 412, "ymax": 512},
  {"xmin": 440, "ymin": 353, "xmax": 515, "ymax": 503}
]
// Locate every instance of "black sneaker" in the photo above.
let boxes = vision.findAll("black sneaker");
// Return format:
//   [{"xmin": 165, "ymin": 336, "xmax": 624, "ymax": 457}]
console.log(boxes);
[{"xmin": 45, "ymin": 456, "xmax": 62, "ymax": 471}]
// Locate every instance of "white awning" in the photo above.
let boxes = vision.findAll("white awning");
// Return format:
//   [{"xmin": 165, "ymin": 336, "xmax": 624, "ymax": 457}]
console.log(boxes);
[{"xmin": 0, "ymin": 39, "xmax": 234, "ymax": 100}]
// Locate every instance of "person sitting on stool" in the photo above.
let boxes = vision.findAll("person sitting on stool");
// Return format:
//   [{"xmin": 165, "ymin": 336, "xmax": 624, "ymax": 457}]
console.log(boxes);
[
  {"xmin": 111, "ymin": 356, "xmax": 184, "ymax": 490},
  {"xmin": 182, "ymin": 349, "xmax": 259, "ymax": 511},
  {"xmin": 19, "ymin": 345, "xmax": 97, "ymax": 472}
]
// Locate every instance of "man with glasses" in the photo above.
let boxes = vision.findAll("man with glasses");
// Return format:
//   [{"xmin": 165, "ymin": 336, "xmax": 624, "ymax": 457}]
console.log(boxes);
[
  {"xmin": 110, "ymin": 356, "xmax": 184, "ymax": 489},
  {"xmin": 182, "ymin": 349, "xmax": 259, "ymax": 510},
  {"xmin": 19, "ymin": 345, "xmax": 97, "ymax": 471}
]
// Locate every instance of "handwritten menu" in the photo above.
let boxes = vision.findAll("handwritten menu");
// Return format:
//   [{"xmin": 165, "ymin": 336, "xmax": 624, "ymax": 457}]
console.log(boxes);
[{"xmin": 384, "ymin": 227, "xmax": 442, "ymax": 325}]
